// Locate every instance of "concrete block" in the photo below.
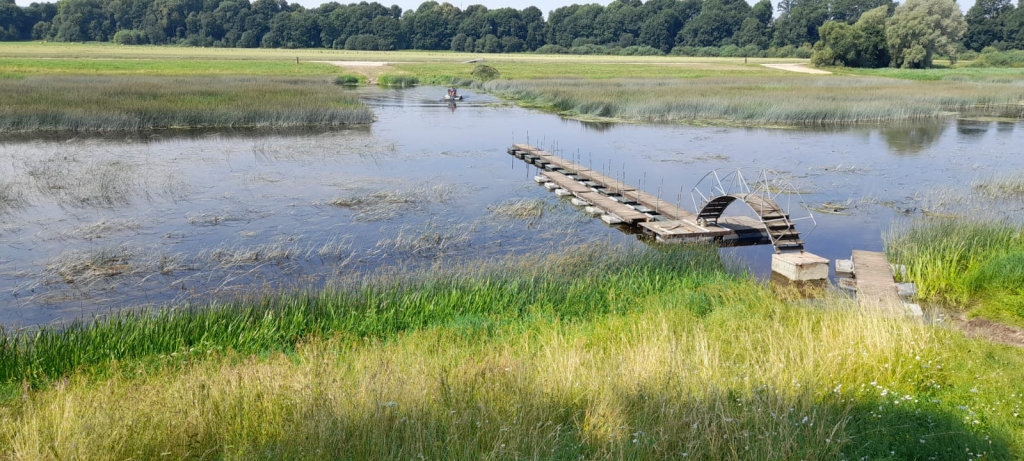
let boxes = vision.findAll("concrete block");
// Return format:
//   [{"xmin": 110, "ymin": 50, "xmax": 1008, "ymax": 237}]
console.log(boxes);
[
  {"xmin": 543, "ymin": 182, "xmax": 559, "ymax": 190},
  {"xmin": 771, "ymin": 252, "xmax": 829, "ymax": 281},
  {"xmin": 533, "ymin": 175, "xmax": 548, "ymax": 183},
  {"xmin": 836, "ymin": 277, "xmax": 857, "ymax": 291},
  {"xmin": 896, "ymin": 282, "xmax": 917, "ymax": 298},
  {"xmin": 835, "ymin": 259, "xmax": 854, "ymax": 275},
  {"xmin": 903, "ymin": 303, "xmax": 923, "ymax": 316},
  {"xmin": 600, "ymin": 214, "xmax": 623, "ymax": 225},
  {"xmin": 554, "ymin": 188, "xmax": 572, "ymax": 196}
]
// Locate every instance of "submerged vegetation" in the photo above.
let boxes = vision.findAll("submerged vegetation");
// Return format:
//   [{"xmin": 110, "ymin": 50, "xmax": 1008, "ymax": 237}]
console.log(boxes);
[
  {"xmin": 0, "ymin": 76, "xmax": 373, "ymax": 133},
  {"xmin": 480, "ymin": 76, "xmax": 1024, "ymax": 126}
]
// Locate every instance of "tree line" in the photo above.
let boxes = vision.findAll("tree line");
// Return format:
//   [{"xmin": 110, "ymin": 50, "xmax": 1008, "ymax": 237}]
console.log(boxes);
[{"xmin": 1, "ymin": 0, "xmax": 1022, "ymax": 66}]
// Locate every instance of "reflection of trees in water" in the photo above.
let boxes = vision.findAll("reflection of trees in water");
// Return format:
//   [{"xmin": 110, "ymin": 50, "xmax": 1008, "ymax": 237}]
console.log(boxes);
[
  {"xmin": 563, "ymin": 118, "xmax": 616, "ymax": 132},
  {"xmin": 996, "ymin": 121, "xmax": 1017, "ymax": 133},
  {"xmin": 956, "ymin": 119, "xmax": 990, "ymax": 137},
  {"xmin": 880, "ymin": 122, "xmax": 946, "ymax": 155}
]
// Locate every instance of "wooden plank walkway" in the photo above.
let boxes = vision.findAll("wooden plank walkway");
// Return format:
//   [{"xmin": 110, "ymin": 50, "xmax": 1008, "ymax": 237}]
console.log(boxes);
[
  {"xmin": 851, "ymin": 250, "xmax": 900, "ymax": 307},
  {"xmin": 509, "ymin": 144, "xmax": 773, "ymax": 246}
]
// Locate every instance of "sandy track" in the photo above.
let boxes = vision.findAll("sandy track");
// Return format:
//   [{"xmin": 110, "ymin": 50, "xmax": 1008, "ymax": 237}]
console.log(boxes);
[
  {"xmin": 761, "ymin": 63, "xmax": 832, "ymax": 75},
  {"xmin": 312, "ymin": 60, "xmax": 392, "ymax": 67}
]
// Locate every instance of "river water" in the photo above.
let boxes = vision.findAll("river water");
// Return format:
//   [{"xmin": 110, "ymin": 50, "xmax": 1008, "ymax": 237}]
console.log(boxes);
[{"xmin": 1, "ymin": 86, "xmax": 1022, "ymax": 327}]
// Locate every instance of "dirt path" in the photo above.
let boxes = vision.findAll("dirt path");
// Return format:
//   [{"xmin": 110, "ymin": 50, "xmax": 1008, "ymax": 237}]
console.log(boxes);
[
  {"xmin": 761, "ymin": 63, "xmax": 832, "ymax": 75},
  {"xmin": 949, "ymin": 313, "xmax": 1024, "ymax": 347},
  {"xmin": 310, "ymin": 61, "xmax": 394, "ymax": 83}
]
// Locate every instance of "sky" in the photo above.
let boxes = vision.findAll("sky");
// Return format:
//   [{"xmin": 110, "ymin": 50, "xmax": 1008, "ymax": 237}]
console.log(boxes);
[{"xmin": 12, "ymin": 0, "xmax": 977, "ymax": 19}]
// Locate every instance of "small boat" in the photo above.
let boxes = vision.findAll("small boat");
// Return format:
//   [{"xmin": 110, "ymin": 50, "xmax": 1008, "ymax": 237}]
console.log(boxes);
[{"xmin": 443, "ymin": 94, "xmax": 463, "ymax": 101}]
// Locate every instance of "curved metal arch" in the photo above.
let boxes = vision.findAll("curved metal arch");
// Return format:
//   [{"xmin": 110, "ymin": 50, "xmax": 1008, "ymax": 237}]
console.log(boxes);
[
  {"xmin": 691, "ymin": 168, "xmax": 814, "ymax": 254},
  {"xmin": 696, "ymin": 193, "xmax": 803, "ymax": 253}
]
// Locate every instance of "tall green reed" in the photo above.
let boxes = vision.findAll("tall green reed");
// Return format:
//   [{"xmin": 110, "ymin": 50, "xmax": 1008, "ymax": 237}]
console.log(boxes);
[
  {"xmin": 884, "ymin": 220, "xmax": 1023, "ymax": 306},
  {"xmin": 0, "ymin": 244, "xmax": 731, "ymax": 387}
]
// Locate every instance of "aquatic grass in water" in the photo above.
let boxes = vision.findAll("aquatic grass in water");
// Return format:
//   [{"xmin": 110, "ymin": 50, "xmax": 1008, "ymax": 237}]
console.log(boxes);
[
  {"xmin": 885, "ymin": 220, "xmax": 1024, "ymax": 312},
  {"xmin": 0, "ymin": 180, "xmax": 27, "ymax": 214},
  {"xmin": 481, "ymin": 77, "xmax": 1024, "ymax": 126},
  {"xmin": 377, "ymin": 74, "xmax": 419, "ymax": 87},
  {"xmin": 0, "ymin": 244, "xmax": 728, "ymax": 386},
  {"xmin": 973, "ymin": 173, "xmax": 1024, "ymax": 199},
  {"xmin": 0, "ymin": 76, "xmax": 373, "ymax": 133}
]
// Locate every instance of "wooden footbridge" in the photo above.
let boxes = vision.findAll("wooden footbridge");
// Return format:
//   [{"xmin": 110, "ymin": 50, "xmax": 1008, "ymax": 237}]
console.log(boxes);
[{"xmin": 508, "ymin": 144, "xmax": 813, "ymax": 252}]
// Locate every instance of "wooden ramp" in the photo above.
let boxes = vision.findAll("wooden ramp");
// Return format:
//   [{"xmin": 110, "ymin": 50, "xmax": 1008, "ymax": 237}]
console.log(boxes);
[
  {"xmin": 851, "ymin": 250, "xmax": 900, "ymax": 307},
  {"xmin": 509, "ymin": 144, "xmax": 773, "ymax": 246}
]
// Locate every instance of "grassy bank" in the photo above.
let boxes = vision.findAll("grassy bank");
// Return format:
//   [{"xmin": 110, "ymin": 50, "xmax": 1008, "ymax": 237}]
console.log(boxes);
[
  {"xmin": 1, "ymin": 244, "xmax": 1023, "ymax": 459},
  {"xmin": 0, "ymin": 76, "xmax": 373, "ymax": 133},
  {"xmin": 886, "ymin": 220, "xmax": 1024, "ymax": 327},
  {"xmin": 0, "ymin": 244, "xmax": 728, "ymax": 388},
  {"xmin": 478, "ymin": 77, "xmax": 1024, "ymax": 126}
]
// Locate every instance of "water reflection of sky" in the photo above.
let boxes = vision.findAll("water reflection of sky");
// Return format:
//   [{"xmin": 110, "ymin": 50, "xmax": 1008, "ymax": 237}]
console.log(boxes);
[{"xmin": 0, "ymin": 86, "xmax": 1021, "ymax": 327}]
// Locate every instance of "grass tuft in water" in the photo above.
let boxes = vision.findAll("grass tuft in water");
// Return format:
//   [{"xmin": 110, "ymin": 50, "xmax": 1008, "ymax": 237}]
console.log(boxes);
[
  {"xmin": 972, "ymin": 173, "xmax": 1024, "ymax": 199},
  {"xmin": 377, "ymin": 74, "xmax": 419, "ymax": 88}
]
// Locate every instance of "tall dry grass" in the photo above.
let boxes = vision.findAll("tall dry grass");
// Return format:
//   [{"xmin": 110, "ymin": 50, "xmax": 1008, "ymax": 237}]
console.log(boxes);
[
  {"xmin": 0, "ymin": 76, "xmax": 373, "ymax": 133},
  {"xmin": 0, "ymin": 291, "xmax": 1013, "ymax": 460},
  {"xmin": 482, "ymin": 76, "xmax": 1024, "ymax": 126}
]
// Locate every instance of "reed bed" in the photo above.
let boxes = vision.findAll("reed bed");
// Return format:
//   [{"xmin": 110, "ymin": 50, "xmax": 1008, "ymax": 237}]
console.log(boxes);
[
  {"xmin": 1, "ymin": 271, "xmax": 1020, "ymax": 459},
  {"xmin": 885, "ymin": 220, "xmax": 1024, "ymax": 320},
  {"xmin": 973, "ymin": 173, "xmax": 1024, "ymax": 199},
  {"xmin": 482, "ymin": 77, "xmax": 1024, "ymax": 126},
  {"xmin": 0, "ymin": 76, "xmax": 373, "ymax": 133},
  {"xmin": 377, "ymin": 73, "xmax": 419, "ymax": 87},
  {"xmin": 0, "ymin": 244, "xmax": 727, "ymax": 387}
]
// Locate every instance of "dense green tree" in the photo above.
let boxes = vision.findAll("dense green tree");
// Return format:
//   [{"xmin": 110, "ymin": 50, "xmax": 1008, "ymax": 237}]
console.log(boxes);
[
  {"xmin": 829, "ymin": 0, "xmax": 892, "ymax": 23},
  {"xmin": 1005, "ymin": 5, "xmax": 1024, "ymax": 49},
  {"xmin": 49, "ymin": 0, "xmax": 110, "ymax": 41},
  {"xmin": 811, "ymin": 4, "xmax": 889, "ymax": 66},
  {"xmin": 772, "ymin": 0, "xmax": 828, "ymax": 46},
  {"xmin": 885, "ymin": 0, "xmax": 966, "ymax": 68},
  {"xmin": 0, "ymin": 0, "xmax": 27, "ymax": 39},
  {"xmin": 963, "ymin": 0, "xmax": 1013, "ymax": 50},
  {"xmin": 546, "ymin": 3, "xmax": 602, "ymax": 47},
  {"xmin": 639, "ymin": 9, "xmax": 680, "ymax": 51},
  {"xmin": 678, "ymin": 0, "xmax": 751, "ymax": 47}
]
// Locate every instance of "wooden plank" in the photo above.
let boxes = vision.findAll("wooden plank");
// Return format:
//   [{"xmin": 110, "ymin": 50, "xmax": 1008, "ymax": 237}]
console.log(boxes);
[
  {"xmin": 622, "ymin": 190, "xmax": 697, "ymax": 220},
  {"xmin": 640, "ymin": 220, "xmax": 726, "ymax": 238},
  {"xmin": 541, "ymin": 171, "xmax": 592, "ymax": 195},
  {"xmin": 577, "ymin": 192, "xmax": 650, "ymax": 224},
  {"xmin": 511, "ymin": 144, "xmax": 539, "ymax": 153},
  {"xmin": 852, "ymin": 250, "xmax": 899, "ymax": 306}
]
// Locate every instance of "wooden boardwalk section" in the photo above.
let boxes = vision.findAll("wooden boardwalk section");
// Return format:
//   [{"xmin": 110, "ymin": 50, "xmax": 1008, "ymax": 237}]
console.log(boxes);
[
  {"xmin": 851, "ymin": 250, "xmax": 900, "ymax": 307},
  {"xmin": 509, "ymin": 144, "xmax": 772, "ymax": 246}
]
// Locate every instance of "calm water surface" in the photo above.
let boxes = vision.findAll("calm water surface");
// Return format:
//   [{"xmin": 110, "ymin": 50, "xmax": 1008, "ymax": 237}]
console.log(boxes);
[{"xmin": 1, "ymin": 86, "xmax": 1022, "ymax": 327}]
